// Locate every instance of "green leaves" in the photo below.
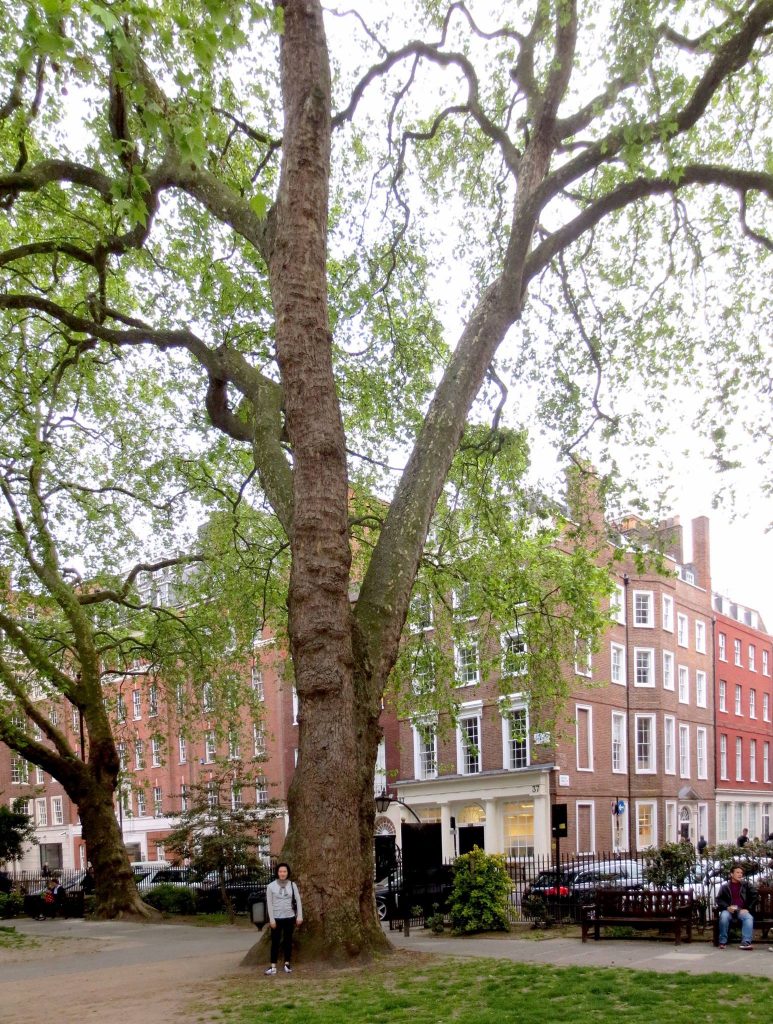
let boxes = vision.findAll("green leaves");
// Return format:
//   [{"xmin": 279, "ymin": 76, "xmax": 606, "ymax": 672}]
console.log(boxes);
[
  {"xmin": 249, "ymin": 192, "xmax": 270, "ymax": 220},
  {"xmin": 449, "ymin": 847, "xmax": 511, "ymax": 934}
]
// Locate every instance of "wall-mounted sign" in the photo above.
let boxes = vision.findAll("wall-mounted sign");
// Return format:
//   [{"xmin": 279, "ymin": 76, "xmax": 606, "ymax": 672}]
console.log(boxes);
[{"xmin": 558, "ymin": 774, "xmax": 570, "ymax": 787}]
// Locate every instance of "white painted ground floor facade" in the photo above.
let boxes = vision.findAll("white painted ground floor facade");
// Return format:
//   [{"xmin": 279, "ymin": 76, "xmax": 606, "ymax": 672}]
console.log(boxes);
[
  {"xmin": 716, "ymin": 791, "xmax": 773, "ymax": 843},
  {"xmin": 396, "ymin": 765, "xmax": 555, "ymax": 861}
]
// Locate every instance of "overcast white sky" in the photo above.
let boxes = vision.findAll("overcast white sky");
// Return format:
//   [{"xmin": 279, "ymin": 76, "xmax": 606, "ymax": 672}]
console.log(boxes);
[{"xmin": 672, "ymin": 466, "xmax": 773, "ymax": 627}]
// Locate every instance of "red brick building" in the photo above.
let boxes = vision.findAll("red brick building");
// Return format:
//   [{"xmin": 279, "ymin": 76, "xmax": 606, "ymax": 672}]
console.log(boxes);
[
  {"xmin": 713, "ymin": 596, "xmax": 773, "ymax": 844},
  {"xmin": 395, "ymin": 516, "xmax": 717, "ymax": 860},
  {"xmin": 2, "ymin": 628, "xmax": 400, "ymax": 872}
]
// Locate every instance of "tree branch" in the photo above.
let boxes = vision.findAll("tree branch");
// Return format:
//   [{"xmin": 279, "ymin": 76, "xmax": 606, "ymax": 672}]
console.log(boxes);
[
  {"xmin": 542, "ymin": 0, "xmax": 773, "ymax": 201},
  {"xmin": 0, "ymin": 159, "xmax": 114, "ymax": 202},
  {"xmin": 333, "ymin": 42, "xmax": 520, "ymax": 171},
  {"xmin": 0, "ymin": 293, "xmax": 294, "ymax": 531},
  {"xmin": 525, "ymin": 165, "xmax": 773, "ymax": 284}
]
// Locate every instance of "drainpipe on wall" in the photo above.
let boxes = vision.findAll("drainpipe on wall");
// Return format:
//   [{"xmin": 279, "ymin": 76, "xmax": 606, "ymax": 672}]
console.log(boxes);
[{"xmin": 623, "ymin": 574, "xmax": 634, "ymax": 853}]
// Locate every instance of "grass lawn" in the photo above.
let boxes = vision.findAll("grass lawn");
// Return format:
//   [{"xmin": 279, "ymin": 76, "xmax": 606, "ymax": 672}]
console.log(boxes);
[
  {"xmin": 216, "ymin": 956, "xmax": 771, "ymax": 1024},
  {"xmin": 0, "ymin": 925, "xmax": 39, "ymax": 950}
]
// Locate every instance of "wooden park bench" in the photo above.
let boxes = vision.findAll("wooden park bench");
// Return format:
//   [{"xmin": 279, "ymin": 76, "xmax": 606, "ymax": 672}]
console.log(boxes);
[
  {"xmin": 712, "ymin": 884, "xmax": 773, "ymax": 946},
  {"xmin": 581, "ymin": 887, "xmax": 693, "ymax": 944}
]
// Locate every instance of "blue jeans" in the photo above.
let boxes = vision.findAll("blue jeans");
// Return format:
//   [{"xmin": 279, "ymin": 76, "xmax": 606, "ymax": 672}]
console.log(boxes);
[{"xmin": 718, "ymin": 908, "xmax": 753, "ymax": 944}]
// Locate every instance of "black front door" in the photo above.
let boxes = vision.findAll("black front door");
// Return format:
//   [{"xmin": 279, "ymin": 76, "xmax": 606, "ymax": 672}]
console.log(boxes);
[{"xmin": 458, "ymin": 825, "xmax": 485, "ymax": 855}]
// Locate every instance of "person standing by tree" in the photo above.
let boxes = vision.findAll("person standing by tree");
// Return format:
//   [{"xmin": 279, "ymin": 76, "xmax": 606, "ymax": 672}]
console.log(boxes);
[{"xmin": 265, "ymin": 863, "xmax": 302, "ymax": 975}]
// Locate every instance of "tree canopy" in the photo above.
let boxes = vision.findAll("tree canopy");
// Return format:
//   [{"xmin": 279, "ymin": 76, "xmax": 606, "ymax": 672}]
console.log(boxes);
[{"xmin": 1, "ymin": 0, "xmax": 772, "ymax": 956}]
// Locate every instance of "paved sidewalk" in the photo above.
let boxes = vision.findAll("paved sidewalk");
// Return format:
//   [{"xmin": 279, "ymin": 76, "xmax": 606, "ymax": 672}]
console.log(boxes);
[
  {"xmin": 0, "ymin": 917, "xmax": 257, "ymax": 1024},
  {"xmin": 388, "ymin": 927, "xmax": 773, "ymax": 977}
]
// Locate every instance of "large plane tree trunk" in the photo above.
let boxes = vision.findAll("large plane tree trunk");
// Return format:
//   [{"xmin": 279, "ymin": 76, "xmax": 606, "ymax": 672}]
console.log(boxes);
[
  {"xmin": 252, "ymin": 3, "xmax": 390, "ymax": 958},
  {"xmin": 75, "ymin": 778, "xmax": 151, "ymax": 919}
]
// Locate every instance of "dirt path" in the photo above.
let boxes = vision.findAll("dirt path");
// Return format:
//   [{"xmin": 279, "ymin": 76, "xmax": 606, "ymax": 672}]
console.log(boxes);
[{"xmin": 0, "ymin": 918, "xmax": 259, "ymax": 1024}]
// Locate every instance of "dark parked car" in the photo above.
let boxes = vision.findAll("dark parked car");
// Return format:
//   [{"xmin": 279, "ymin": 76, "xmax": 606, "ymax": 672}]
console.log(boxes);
[
  {"xmin": 374, "ymin": 866, "xmax": 453, "ymax": 922},
  {"xmin": 198, "ymin": 868, "xmax": 272, "ymax": 913},
  {"xmin": 523, "ymin": 861, "xmax": 643, "ymax": 922},
  {"xmin": 522, "ymin": 868, "xmax": 575, "ymax": 900}
]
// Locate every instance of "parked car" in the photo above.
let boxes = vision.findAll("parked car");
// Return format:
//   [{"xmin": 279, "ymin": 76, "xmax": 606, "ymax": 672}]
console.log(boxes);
[
  {"xmin": 198, "ymin": 868, "xmax": 272, "ymax": 913},
  {"xmin": 135, "ymin": 866, "xmax": 203, "ymax": 892},
  {"xmin": 522, "ymin": 867, "xmax": 576, "ymax": 900},
  {"xmin": 374, "ymin": 866, "xmax": 453, "ymax": 922},
  {"xmin": 523, "ymin": 861, "xmax": 643, "ymax": 921}
]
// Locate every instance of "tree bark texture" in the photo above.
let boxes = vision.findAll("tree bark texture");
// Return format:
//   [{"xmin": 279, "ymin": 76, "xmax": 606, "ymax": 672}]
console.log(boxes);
[{"xmin": 260, "ymin": 0, "xmax": 388, "ymax": 959}]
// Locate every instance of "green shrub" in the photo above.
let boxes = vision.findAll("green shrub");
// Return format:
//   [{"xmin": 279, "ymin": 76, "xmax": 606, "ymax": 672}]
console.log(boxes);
[
  {"xmin": 449, "ymin": 846, "xmax": 511, "ymax": 935},
  {"xmin": 142, "ymin": 884, "xmax": 198, "ymax": 915},
  {"xmin": 425, "ymin": 903, "xmax": 445, "ymax": 934},
  {"xmin": 521, "ymin": 893, "xmax": 553, "ymax": 928},
  {"xmin": 0, "ymin": 891, "xmax": 24, "ymax": 919},
  {"xmin": 642, "ymin": 842, "xmax": 697, "ymax": 889}
]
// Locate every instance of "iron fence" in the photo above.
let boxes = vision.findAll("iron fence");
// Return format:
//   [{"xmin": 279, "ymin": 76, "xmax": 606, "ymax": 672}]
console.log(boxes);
[
  {"xmin": 379, "ymin": 850, "xmax": 770, "ymax": 931},
  {"xmin": 1, "ymin": 868, "xmax": 88, "ymax": 897}
]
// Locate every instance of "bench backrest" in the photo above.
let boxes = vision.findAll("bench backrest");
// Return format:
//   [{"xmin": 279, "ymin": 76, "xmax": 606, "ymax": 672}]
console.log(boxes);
[
  {"xmin": 752, "ymin": 885, "xmax": 773, "ymax": 915},
  {"xmin": 594, "ymin": 887, "xmax": 693, "ymax": 915}
]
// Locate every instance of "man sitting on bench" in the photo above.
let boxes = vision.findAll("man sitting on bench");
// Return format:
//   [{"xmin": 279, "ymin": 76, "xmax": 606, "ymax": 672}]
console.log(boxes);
[{"xmin": 716, "ymin": 864, "xmax": 756, "ymax": 950}]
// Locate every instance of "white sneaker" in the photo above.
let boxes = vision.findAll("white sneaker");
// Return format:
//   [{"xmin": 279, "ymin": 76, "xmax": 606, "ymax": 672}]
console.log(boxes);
[
  {"xmin": 265, "ymin": 966, "xmax": 277, "ymax": 975},
  {"xmin": 284, "ymin": 964, "xmax": 292, "ymax": 973}
]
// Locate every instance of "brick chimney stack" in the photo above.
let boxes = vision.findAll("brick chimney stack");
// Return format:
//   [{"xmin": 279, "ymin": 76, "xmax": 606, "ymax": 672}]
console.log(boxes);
[
  {"xmin": 655, "ymin": 516, "xmax": 683, "ymax": 564},
  {"xmin": 691, "ymin": 516, "xmax": 711, "ymax": 593}
]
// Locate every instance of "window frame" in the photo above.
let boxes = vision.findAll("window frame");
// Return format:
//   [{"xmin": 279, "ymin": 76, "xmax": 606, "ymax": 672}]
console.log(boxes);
[
  {"xmin": 501, "ymin": 629, "xmax": 528, "ymax": 678},
  {"xmin": 413, "ymin": 720, "xmax": 438, "ymax": 780},
  {"xmin": 695, "ymin": 620, "xmax": 707, "ymax": 654},
  {"xmin": 677, "ymin": 613, "xmax": 689, "ymax": 648},
  {"xmin": 610, "ymin": 642, "xmax": 626, "ymax": 686},
  {"xmin": 678, "ymin": 664, "xmax": 689, "ymax": 704},
  {"xmin": 611, "ymin": 711, "xmax": 627, "ymax": 774},
  {"xmin": 632, "ymin": 590, "xmax": 654, "ymax": 627},
  {"xmin": 664, "ymin": 715, "xmax": 676, "ymax": 775},
  {"xmin": 635, "ymin": 800, "xmax": 657, "ymax": 851},
  {"xmin": 633, "ymin": 647, "xmax": 655, "ymax": 687},
  {"xmin": 662, "ymin": 650, "xmax": 675, "ymax": 691},
  {"xmin": 456, "ymin": 705, "xmax": 483, "ymax": 776},
  {"xmin": 634, "ymin": 713, "xmax": 656, "ymax": 774},
  {"xmin": 611, "ymin": 584, "xmax": 626, "ymax": 625},
  {"xmin": 575, "ymin": 703, "xmax": 594, "ymax": 772},
  {"xmin": 204, "ymin": 730, "xmax": 216, "ymax": 763},
  {"xmin": 679, "ymin": 723, "xmax": 690, "ymax": 779},
  {"xmin": 662, "ymin": 594, "xmax": 674, "ymax": 633},
  {"xmin": 501, "ymin": 701, "xmax": 530, "ymax": 771},
  {"xmin": 696, "ymin": 670, "xmax": 707, "ymax": 709},
  {"xmin": 454, "ymin": 636, "xmax": 480, "ymax": 687}
]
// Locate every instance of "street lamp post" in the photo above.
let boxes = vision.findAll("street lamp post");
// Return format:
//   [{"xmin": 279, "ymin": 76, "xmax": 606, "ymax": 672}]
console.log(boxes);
[{"xmin": 375, "ymin": 790, "xmax": 422, "ymax": 823}]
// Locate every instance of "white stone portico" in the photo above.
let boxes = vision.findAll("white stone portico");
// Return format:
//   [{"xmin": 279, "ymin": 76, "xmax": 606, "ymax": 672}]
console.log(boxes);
[{"xmin": 396, "ymin": 764, "xmax": 555, "ymax": 862}]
